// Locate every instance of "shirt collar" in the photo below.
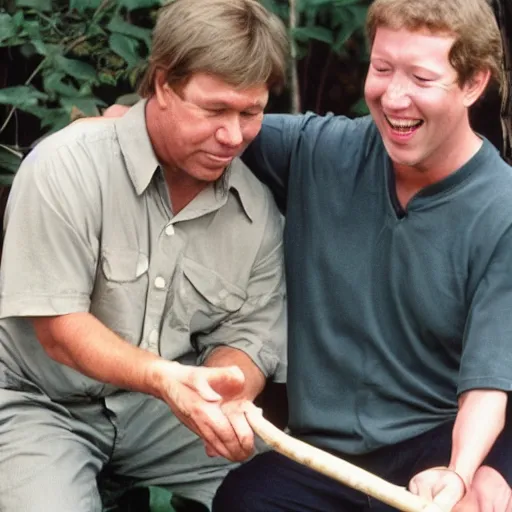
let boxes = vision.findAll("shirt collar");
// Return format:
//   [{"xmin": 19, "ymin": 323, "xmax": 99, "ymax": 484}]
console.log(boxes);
[
  {"xmin": 226, "ymin": 158, "xmax": 259, "ymax": 222},
  {"xmin": 115, "ymin": 99, "xmax": 159, "ymax": 195},
  {"xmin": 115, "ymin": 99, "xmax": 258, "ymax": 221}
]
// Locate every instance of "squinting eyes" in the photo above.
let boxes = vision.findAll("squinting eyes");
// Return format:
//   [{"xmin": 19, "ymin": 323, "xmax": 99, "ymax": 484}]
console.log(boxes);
[
  {"xmin": 413, "ymin": 76, "xmax": 432, "ymax": 82},
  {"xmin": 205, "ymin": 109, "xmax": 259, "ymax": 118},
  {"xmin": 372, "ymin": 69, "xmax": 434, "ymax": 83}
]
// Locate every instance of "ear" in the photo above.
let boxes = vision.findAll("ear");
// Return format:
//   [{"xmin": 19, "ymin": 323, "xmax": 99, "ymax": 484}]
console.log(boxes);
[
  {"xmin": 462, "ymin": 69, "xmax": 491, "ymax": 107},
  {"xmin": 154, "ymin": 69, "xmax": 170, "ymax": 109}
]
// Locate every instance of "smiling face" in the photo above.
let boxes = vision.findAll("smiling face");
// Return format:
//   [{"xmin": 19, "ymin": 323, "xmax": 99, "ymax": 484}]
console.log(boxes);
[
  {"xmin": 364, "ymin": 27, "xmax": 489, "ymax": 176},
  {"xmin": 149, "ymin": 72, "xmax": 269, "ymax": 183}
]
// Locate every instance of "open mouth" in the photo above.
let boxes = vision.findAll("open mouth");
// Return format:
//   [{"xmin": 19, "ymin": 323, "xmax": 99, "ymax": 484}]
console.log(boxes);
[{"xmin": 385, "ymin": 116, "xmax": 424, "ymax": 134}]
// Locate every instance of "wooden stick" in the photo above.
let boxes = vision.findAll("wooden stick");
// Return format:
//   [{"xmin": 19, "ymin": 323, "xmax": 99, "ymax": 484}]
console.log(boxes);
[{"xmin": 246, "ymin": 409, "xmax": 445, "ymax": 512}]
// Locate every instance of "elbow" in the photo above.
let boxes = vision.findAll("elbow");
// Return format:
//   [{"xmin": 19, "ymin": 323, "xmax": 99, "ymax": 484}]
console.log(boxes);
[
  {"xmin": 31, "ymin": 316, "xmax": 73, "ymax": 366},
  {"xmin": 39, "ymin": 337, "xmax": 65, "ymax": 363}
]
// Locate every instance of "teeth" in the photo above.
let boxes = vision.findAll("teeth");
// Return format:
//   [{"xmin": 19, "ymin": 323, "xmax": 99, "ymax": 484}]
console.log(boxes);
[{"xmin": 386, "ymin": 116, "xmax": 422, "ymax": 129}]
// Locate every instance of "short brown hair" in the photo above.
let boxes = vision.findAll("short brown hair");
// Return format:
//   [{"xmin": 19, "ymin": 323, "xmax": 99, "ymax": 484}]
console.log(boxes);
[
  {"xmin": 366, "ymin": 0, "xmax": 503, "ymax": 89},
  {"xmin": 138, "ymin": 0, "xmax": 288, "ymax": 97}
]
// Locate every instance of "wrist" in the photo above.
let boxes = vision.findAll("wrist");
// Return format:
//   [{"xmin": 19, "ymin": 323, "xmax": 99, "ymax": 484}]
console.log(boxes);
[
  {"xmin": 144, "ymin": 359, "xmax": 182, "ymax": 399},
  {"xmin": 447, "ymin": 464, "xmax": 472, "ymax": 490},
  {"xmin": 433, "ymin": 466, "xmax": 469, "ymax": 494}
]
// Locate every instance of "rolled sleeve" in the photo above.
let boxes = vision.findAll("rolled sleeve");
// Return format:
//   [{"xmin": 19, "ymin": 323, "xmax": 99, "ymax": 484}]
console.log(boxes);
[{"xmin": 196, "ymin": 204, "xmax": 287, "ymax": 382}]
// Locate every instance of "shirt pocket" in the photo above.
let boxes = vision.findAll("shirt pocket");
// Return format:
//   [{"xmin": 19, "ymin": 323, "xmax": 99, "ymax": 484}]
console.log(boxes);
[
  {"xmin": 90, "ymin": 248, "xmax": 149, "ymax": 344},
  {"xmin": 176, "ymin": 257, "xmax": 247, "ymax": 334}
]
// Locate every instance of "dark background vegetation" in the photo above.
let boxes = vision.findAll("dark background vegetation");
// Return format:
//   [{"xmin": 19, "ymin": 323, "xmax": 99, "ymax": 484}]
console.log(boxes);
[{"xmin": 1, "ymin": 0, "xmax": 510, "ymax": 182}]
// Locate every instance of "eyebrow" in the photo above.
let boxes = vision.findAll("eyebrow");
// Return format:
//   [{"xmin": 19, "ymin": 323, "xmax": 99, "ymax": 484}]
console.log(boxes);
[{"xmin": 202, "ymin": 101, "xmax": 265, "ymax": 111}]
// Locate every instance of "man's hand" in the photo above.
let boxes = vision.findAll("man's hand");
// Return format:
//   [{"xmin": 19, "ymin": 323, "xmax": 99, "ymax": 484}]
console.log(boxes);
[
  {"xmin": 453, "ymin": 466, "xmax": 512, "ymax": 512},
  {"xmin": 103, "ymin": 104, "xmax": 130, "ymax": 118},
  {"xmin": 409, "ymin": 467, "xmax": 466, "ymax": 511},
  {"xmin": 203, "ymin": 399, "xmax": 256, "ymax": 459},
  {"xmin": 410, "ymin": 465, "xmax": 512, "ymax": 511},
  {"xmin": 149, "ymin": 360, "xmax": 255, "ymax": 462}
]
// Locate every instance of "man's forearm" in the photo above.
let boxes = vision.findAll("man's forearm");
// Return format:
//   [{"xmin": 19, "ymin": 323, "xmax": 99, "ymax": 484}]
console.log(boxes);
[
  {"xmin": 204, "ymin": 346, "xmax": 266, "ymax": 401},
  {"xmin": 32, "ymin": 312, "xmax": 169, "ymax": 398},
  {"xmin": 449, "ymin": 389, "xmax": 507, "ymax": 486}
]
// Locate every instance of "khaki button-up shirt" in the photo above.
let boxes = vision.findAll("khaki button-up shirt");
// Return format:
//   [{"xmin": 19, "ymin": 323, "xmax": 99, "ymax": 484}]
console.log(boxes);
[{"xmin": 0, "ymin": 101, "xmax": 287, "ymax": 400}]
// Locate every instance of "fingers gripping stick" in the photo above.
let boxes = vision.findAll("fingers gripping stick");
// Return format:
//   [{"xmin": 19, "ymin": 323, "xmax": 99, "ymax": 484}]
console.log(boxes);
[{"xmin": 245, "ymin": 409, "xmax": 446, "ymax": 512}]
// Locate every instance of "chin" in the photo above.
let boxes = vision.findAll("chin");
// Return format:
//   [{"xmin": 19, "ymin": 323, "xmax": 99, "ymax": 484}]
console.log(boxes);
[
  {"xmin": 194, "ymin": 168, "xmax": 226, "ymax": 182},
  {"xmin": 384, "ymin": 145, "xmax": 423, "ymax": 169}
]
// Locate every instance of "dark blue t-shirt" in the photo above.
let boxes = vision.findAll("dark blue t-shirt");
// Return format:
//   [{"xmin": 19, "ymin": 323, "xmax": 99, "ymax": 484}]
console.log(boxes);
[{"xmin": 243, "ymin": 113, "xmax": 512, "ymax": 454}]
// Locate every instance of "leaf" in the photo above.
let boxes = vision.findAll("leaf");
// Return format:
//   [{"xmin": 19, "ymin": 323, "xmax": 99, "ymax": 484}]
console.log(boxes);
[
  {"xmin": 98, "ymin": 72, "xmax": 118, "ymax": 86},
  {"xmin": 344, "ymin": 4, "xmax": 369, "ymax": 29},
  {"xmin": 297, "ymin": 0, "xmax": 332, "ymax": 9},
  {"xmin": 107, "ymin": 17, "xmax": 152, "ymax": 49},
  {"xmin": 18, "ymin": 105, "xmax": 54, "ymax": 120},
  {"xmin": 60, "ymin": 96, "xmax": 106, "ymax": 117},
  {"xmin": 12, "ymin": 10, "xmax": 25, "ymax": 29},
  {"xmin": 333, "ymin": 24, "xmax": 357, "ymax": 53},
  {"xmin": 332, "ymin": 0, "xmax": 365, "ymax": 5},
  {"xmin": 0, "ymin": 14, "xmax": 17, "ymax": 43},
  {"xmin": 18, "ymin": 20, "xmax": 47, "ymax": 56},
  {"xmin": 0, "ymin": 86, "xmax": 48, "ymax": 108},
  {"xmin": 69, "ymin": 0, "xmax": 102, "ymax": 12},
  {"xmin": 0, "ymin": 145, "xmax": 23, "ymax": 181},
  {"xmin": 54, "ymin": 55, "xmax": 98, "ymax": 81},
  {"xmin": 44, "ymin": 72, "xmax": 81, "ymax": 97},
  {"xmin": 38, "ymin": 107, "xmax": 71, "ymax": 131},
  {"xmin": 118, "ymin": 0, "xmax": 163, "ymax": 10},
  {"xmin": 109, "ymin": 33, "xmax": 141, "ymax": 67},
  {"xmin": 291, "ymin": 26, "xmax": 334, "ymax": 45},
  {"xmin": 350, "ymin": 97, "xmax": 369, "ymax": 116},
  {"xmin": 115, "ymin": 93, "xmax": 141, "ymax": 106},
  {"xmin": 15, "ymin": 0, "xmax": 52, "ymax": 11}
]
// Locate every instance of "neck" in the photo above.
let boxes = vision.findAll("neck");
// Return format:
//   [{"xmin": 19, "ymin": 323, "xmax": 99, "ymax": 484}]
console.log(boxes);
[
  {"xmin": 393, "ymin": 126, "xmax": 482, "ymax": 208},
  {"xmin": 163, "ymin": 166, "xmax": 209, "ymax": 214}
]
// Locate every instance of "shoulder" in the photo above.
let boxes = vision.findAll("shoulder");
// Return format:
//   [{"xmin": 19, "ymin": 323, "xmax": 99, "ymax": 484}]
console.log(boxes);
[
  {"xmin": 468, "ymin": 141, "xmax": 512, "ymax": 216},
  {"xmin": 458, "ymin": 143, "xmax": 512, "ymax": 268},
  {"xmin": 18, "ymin": 118, "xmax": 118, "ymax": 182},
  {"xmin": 9, "ymin": 119, "xmax": 120, "ymax": 216},
  {"xmin": 262, "ymin": 113, "xmax": 380, "ymax": 165},
  {"xmin": 261, "ymin": 112, "xmax": 377, "ymax": 144},
  {"xmin": 26, "ymin": 118, "xmax": 117, "ymax": 168}
]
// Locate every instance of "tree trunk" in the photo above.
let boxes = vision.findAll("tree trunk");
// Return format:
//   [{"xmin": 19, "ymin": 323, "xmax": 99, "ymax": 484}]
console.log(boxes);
[{"xmin": 493, "ymin": 0, "xmax": 512, "ymax": 163}]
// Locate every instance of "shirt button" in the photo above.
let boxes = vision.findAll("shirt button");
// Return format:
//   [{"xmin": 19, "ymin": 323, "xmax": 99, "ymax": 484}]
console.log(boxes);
[
  {"xmin": 165, "ymin": 225, "xmax": 175, "ymax": 236},
  {"xmin": 154, "ymin": 277, "xmax": 166, "ymax": 289},
  {"xmin": 148, "ymin": 329, "xmax": 159, "ymax": 345}
]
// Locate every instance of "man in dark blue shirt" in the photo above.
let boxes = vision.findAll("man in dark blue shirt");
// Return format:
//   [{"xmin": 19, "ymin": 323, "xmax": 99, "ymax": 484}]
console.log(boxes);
[{"xmin": 213, "ymin": 0, "xmax": 512, "ymax": 510}]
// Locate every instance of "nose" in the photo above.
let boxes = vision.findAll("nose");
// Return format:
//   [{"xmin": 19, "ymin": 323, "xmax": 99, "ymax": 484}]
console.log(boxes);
[
  {"xmin": 381, "ymin": 76, "xmax": 412, "ymax": 110},
  {"xmin": 216, "ymin": 115, "xmax": 243, "ymax": 147}
]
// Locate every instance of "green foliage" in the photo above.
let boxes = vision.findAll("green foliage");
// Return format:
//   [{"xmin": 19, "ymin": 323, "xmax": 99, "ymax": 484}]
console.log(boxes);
[
  {"xmin": 0, "ymin": 0, "xmax": 370, "ymax": 181},
  {"xmin": 0, "ymin": 0, "xmax": 162, "ymax": 180},
  {"xmin": 291, "ymin": 0, "xmax": 370, "ymax": 59}
]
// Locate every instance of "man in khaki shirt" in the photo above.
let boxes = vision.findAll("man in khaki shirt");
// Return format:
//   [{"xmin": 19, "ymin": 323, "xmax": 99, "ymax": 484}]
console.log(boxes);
[{"xmin": 0, "ymin": 1, "xmax": 288, "ymax": 510}]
